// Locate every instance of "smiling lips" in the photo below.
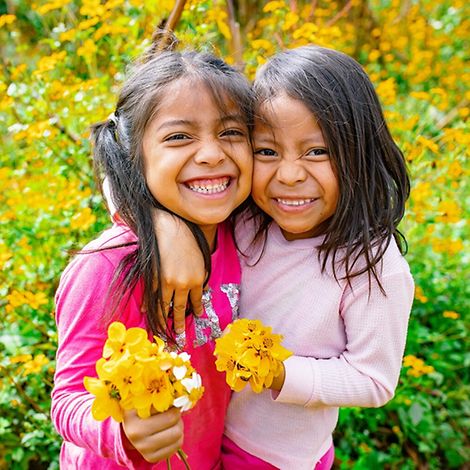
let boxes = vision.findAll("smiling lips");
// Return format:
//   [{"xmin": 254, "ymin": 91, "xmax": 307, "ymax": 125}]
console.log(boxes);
[
  {"xmin": 185, "ymin": 176, "xmax": 231, "ymax": 195},
  {"xmin": 275, "ymin": 197, "xmax": 317, "ymax": 207}
]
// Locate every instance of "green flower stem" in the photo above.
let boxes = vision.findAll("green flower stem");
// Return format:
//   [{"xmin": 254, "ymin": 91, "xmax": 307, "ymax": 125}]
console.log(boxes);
[{"xmin": 177, "ymin": 449, "xmax": 191, "ymax": 470}]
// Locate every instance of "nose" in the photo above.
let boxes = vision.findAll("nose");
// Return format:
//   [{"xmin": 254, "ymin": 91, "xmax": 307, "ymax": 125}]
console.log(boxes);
[
  {"xmin": 194, "ymin": 140, "xmax": 226, "ymax": 167},
  {"xmin": 276, "ymin": 160, "xmax": 307, "ymax": 186}
]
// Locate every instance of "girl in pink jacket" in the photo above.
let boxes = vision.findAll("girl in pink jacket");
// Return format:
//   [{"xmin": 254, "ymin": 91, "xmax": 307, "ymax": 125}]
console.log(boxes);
[{"xmin": 51, "ymin": 37, "xmax": 253, "ymax": 469}]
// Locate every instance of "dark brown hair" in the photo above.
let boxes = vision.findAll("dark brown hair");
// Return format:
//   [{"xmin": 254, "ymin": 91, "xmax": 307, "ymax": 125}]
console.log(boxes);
[
  {"xmin": 91, "ymin": 38, "xmax": 253, "ymax": 340},
  {"xmin": 245, "ymin": 45, "xmax": 409, "ymax": 290}
]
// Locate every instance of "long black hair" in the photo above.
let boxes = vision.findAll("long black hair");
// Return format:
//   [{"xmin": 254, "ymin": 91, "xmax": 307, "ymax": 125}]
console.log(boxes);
[
  {"xmin": 246, "ymin": 45, "xmax": 410, "ymax": 290},
  {"xmin": 90, "ymin": 37, "xmax": 253, "ymax": 340}
]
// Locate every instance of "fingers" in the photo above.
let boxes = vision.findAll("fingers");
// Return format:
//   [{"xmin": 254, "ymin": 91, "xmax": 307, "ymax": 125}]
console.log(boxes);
[
  {"xmin": 123, "ymin": 408, "xmax": 184, "ymax": 463},
  {"xmin": 189, "ymin": 286, "xmax": 204, "ymax": 317},
  {"xmin": 157, "ymin": 281, "xmax": 174, "ymax": 324},
  {"xmin": 172, "ymin": 289, "xmax": 190, "ymax": 334}
]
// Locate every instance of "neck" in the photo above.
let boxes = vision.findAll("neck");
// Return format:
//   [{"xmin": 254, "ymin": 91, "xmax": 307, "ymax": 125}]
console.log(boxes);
[{"xmin": 199, "ymin": 224, "xmax": 218, "ymax": 252}]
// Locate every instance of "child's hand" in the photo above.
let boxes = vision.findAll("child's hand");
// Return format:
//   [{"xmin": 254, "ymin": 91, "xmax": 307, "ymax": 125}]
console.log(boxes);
[
  {"xmin": 122, "ymin": 407, "xmax": 184, "ymax": 463},
  {"xmin": 153, "ymin": 210, "xmax": 206, "ymax": 334}
]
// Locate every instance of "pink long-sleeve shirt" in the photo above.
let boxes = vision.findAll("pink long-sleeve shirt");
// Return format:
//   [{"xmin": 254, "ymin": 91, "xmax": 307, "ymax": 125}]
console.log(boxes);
[
  {"xmin": 224, "ymin": 219, "xmax": 414, "ymax": 469},
  {"xmin": 52, "ymin": 222, "xmax": 240, "ymax": 469}
]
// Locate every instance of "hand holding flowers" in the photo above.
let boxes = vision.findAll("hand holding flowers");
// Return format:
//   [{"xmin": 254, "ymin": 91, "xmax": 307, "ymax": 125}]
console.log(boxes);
[
  {"xmin": 214, "ymin": 318, "xmax": 292, "ymax": 393},
  {"xmin": 84, "ymin": 322, "xmax": 204, "ymax": 468}
]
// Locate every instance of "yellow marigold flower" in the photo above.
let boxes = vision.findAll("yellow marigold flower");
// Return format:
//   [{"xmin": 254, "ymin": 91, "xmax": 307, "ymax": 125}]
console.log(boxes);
[
  {"xmin": 129, "ymin": 365, "xmax": 174, "ymax": 418},
  {"xmin": 34, "ymin": 51, "xmax": 67, "ymax": 76},
  {"xmin": 77, "ymin": 39, "xmax": 97, "ymax": 59},
  {"xmin": 70, "ymin": 207, "xmax": 96, "ymax": 230},
  {"xmin": 282, "ymin": 11, "xmax": 299, "ymax": 31},
  {"xmin": 376, "ymin": 77, "xmax": 397, "ymax": 106},
  {"xmin": 368, "ymin": 49, "xmax": 380, "ymax": 62},
  {"xmin": 214, "ymin": 318, "xmax": 292, "ymax": 393},
  {"xmin": 443, "ymin": 310, "xmax": 460, "ymax": 319},
  {"xmin": 251, "ymin": 39, "xmax": 275, "ymax": 54},
  {"xmin": 414, "ymin": 286, "xmax": 427, "ymax": 303},
  {"xmin": 436, "ymin": 200, "xmax": 461, "ymax": 224},
  {"xmin": 263, "ymin": 1, "xmax": 286, "ymax": 13},
  {"xmin": 103, "ymin": 322, "xmax": 149, "ymax": 360},
  {"xmin": 36, "ymin": 0, "xmax": 70, "ymax": 15},
  {"xmin": 0, "ymin": 14, "xmax": 16, "ymax": 27},
  {"xmin": 86, "ymin": 323, "xmax": 204, "ymax": 427},
  {"xmin": 10, "ymin": 354, "xmax": 33, "ymax": 364},
  {"xmin": 22, "ymin": 354, "xmax": 50, "ymax": 376},
  {"xmin": 84, "ymin": 376, "xmax": 123, "ymax": 422},
  {"xmin": 78, "ymin": 17, "xmax": 100, "ymax": 31}
]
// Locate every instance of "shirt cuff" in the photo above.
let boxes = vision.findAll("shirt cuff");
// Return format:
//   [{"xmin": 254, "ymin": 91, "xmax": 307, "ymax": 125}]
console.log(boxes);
[{"xmin": 272, "ymin": 355, "xmax": 318, "ymax": 406}]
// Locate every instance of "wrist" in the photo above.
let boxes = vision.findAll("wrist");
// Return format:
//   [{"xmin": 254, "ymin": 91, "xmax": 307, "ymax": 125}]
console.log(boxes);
[{"xmin": 270, "ymin": 362, "xmax": 286, "ymax": 391}]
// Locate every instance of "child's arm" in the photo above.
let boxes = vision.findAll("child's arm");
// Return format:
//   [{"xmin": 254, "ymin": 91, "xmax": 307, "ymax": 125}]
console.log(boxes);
[
  {"xmin": 51, "ymin": 249, "xmax": 183, "ymax": 465},
  {"xmin": 153, "ymin": 210, "xmax": 206, "ymax": 333},
  {"xmin": 274, "ymin": 269, "xmax": 414, "ymax": 408}
]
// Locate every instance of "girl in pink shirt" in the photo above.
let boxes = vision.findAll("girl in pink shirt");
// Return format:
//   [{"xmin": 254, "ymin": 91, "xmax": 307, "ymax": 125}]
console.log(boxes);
[
  {"xmin": 156, "ymin": 45, "xmax": 414, "ymax": 469},
  {"xmin": 51, "ymin": 36, "xmax": 254, "ymax": 469}
]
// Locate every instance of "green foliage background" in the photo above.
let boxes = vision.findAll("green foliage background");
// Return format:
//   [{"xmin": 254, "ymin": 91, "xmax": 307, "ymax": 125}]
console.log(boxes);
[{"xmin": 0, "ymin": 0, "xmax": 468, "ymax": 468}]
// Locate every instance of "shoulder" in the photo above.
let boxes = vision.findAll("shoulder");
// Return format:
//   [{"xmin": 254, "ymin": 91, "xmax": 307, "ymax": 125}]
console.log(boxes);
[
  {"xmin": 56, "ymin": 224, "xmax": 137, "ymax": 297},
  {"xmin": 345, "ymin": 237, "xmax": 414, "ymax": 296}
]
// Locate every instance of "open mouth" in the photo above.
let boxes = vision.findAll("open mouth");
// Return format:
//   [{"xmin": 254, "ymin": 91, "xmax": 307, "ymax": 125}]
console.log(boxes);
[
  {"xmin": 186, "ymin": 177, "xmax": 231, "ymax": 195},
  {"xmin": 275, "ymin": 198, "xmax": 316, "ymax": 207}
]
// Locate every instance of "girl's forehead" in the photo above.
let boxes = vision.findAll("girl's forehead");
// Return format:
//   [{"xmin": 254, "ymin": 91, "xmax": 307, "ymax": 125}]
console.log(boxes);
[
  {"xmin": 160, "ymin": 76, "xmax": 243, "ymax": 115},
  {"xmin": 255, "ymin": 93, "xmax": 316, "ymax": 127}
]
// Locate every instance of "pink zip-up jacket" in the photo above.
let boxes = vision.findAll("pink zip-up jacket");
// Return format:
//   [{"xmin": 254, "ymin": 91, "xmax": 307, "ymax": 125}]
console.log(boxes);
[{"xmin": 51, "ymin": 222, "xmax": 240, "ymax": 469}]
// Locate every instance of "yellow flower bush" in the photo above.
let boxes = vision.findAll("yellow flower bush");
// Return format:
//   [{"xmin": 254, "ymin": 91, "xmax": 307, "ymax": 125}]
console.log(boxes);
[
  {"xmin": 1, "ymin": 0, "xmax": 467, "ymax": 467},
  {"xmin": 214, "ymin": 318, "xmax": 292, "ymax": 393},
  {"xmin": 84, "ymin": 322, "xmax": 204, "ymax": 422}
]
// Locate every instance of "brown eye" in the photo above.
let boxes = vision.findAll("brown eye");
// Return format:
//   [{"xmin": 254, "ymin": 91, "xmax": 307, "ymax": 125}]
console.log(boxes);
[
  {"xmin": 254, "ymin": 148, "xmax": 277, "ymax": 157},
  {"xmin": 306, "ymin": 148, "xmax": 329, "ymax": 160},
  {"xmin": 167, "ymin": 134, "xmax": 189, "ymax": 141},
  {"xmin": 221, "ymin": 129, "xmax": 244, "ymax": 137}
]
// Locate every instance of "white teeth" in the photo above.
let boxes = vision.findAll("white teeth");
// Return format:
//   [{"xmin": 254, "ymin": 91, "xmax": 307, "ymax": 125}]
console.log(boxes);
[
  {"xmin": 276, "ymin": 198, "xmax": 315, "ymax": 206},
  {"xmin": 188, "ymin": 180, "xmax": 230, "ymax": 194}
]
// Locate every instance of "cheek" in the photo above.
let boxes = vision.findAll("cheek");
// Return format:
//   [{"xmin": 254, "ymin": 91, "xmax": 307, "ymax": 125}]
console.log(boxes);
[{"xmin": 251, "ymin": 170, "xmax": 270, "ymax": 204}]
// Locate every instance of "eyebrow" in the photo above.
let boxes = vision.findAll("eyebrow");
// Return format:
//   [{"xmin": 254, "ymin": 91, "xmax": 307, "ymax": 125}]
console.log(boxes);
[
  {"xmin": 156, "ymin": 119, "xmax": 193, "ymax": 132},
  {"xmin": 156, "ymin": 114, "xmax": 247, "ymax": 132}
]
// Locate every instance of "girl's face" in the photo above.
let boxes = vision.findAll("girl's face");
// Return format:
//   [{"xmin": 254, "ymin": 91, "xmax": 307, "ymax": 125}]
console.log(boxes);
[
  {"xmin": 252, "ymin": 93, "xmax": 339, "ymax": 240},
  {"xmin": 142, "ymin": 78, "xmax": 252, "ymax": 245}
]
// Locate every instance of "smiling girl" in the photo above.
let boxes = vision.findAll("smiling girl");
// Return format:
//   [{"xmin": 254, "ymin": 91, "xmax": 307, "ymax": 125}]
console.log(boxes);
[
  {"xmin": 50, "ymin": 38, "xmax": 253, "ymax": 469},
  {"xmin": 155, "ymin": 45, "xmax": 414, "ymax": 469}
]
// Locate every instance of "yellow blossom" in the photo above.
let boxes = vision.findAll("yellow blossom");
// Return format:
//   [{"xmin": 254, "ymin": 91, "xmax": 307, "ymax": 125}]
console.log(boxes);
[
  {"xmin": 36, "ymin": 0, "xmax": 70, "ymax": 15},
  {"xmin": 214, "ymin": 318, "xmax": 292, "ymax": 393},
  {"xmin": 443, "ymin": 310, "xmax": 459, "ymax": 319},
  {"xmin": 70, "ymin": 207, "xmax": 96, "ymax": 230},
  {"xmin": 0, "ymin": 14, "xmax": 16, "ymax": 27},
  {"xmin": 414, "ymin": 286, "xmax": 428, "ymax": 303},
  {"xmin": 376, "ymin": 77, "xmax": 397, "ymax": 106},
  {"xmin": 436, "ymin": 200, "xmax": 461, "ymax": 224},
  {"xmin": 403, "ymin": 355, "xmax": 435, "ymax": 377},
  {"xmin": 77, "ymin": 39, "xmax": 98, "ymax": 59},
  {"xmin": 84, "ymin": 376, "xmax": 124, "ymax": 422},
  {"xmin": 102, "ymin": 322, "xmax": 149, "ymax": 361},
  {"xmin": 263, "ymin": 1, "xmax": 286, "ymax": 13},
  {"xmin": 85, "ymin": 323, "xmax": 204, "ymax": 424},
  {"xmin": 22, "ymin": 354, "xmax": 50, "ymax": 376}
]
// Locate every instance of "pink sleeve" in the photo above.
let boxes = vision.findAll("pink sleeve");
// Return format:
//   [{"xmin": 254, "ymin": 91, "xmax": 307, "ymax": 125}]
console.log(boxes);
[
  {"xmin": 275, "ymin": 270, "xmax": 414, "ymax": 408},
  {"xmin": 51, "ymin": 250, "xmax": 142, "ymax": 467}
]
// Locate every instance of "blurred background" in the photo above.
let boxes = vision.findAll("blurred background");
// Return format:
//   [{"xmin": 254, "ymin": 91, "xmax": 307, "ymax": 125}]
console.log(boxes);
[{"xmin": 0, "ymin": 0, "xmax": 468, "ymax": 468}]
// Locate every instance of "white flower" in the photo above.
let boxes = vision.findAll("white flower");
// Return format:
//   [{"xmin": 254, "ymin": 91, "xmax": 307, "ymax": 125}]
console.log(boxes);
[
  {"xmin": 172, "ymin": 365, "xmax": 187, "ymax": 380},
  {"xmin": 173, "ymin": 395, "xmax": 192, "ymax": 412},
  {"xmin": 181, "ymin": 372, "xmax": 202, "ymax": 393}
]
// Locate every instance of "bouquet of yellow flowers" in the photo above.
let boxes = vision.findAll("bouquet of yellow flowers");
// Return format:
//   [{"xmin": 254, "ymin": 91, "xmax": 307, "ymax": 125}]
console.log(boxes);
[
  {"xmin": 84, "ymin": 321, "xmax": 204, "ymax": 468},
  {"xmin": 214, "ymin": 318, "xmax": 292, "ymax": 393}
]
